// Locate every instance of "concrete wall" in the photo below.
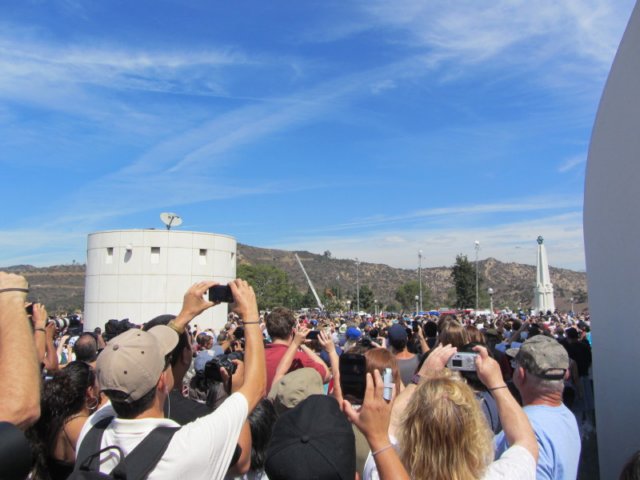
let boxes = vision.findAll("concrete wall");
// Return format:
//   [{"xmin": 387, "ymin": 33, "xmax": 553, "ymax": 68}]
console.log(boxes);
[
  {"xmin": 84, "ymin": 229, "xmax": 236, "ymax": 331},
  {"xmin": 584, "ymin": 2, "xmax": 640, "ymax": 477}
]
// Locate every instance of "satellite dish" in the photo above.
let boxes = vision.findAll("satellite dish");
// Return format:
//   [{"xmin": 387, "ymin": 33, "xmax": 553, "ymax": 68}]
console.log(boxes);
[{"xmin": 160, "ymin": 212, "xmax": 183, "ymax": 230}]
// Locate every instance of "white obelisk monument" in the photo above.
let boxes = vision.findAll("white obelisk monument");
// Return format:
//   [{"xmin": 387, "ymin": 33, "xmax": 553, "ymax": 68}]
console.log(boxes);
[{"xmin": 532, "ymin": 236, "xmax": 555, "ymax": 314}]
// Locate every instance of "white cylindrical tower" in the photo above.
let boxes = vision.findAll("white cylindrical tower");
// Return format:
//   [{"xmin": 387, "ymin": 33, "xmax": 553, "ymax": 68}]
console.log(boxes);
[{"xmin": 84, "ymin": 229, "xmax": 236, "ymax": 331}]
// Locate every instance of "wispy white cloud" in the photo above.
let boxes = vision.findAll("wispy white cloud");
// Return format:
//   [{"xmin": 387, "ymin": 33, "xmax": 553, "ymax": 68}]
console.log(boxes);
[
  {"xmin": 272, "ymin": 211, "xmax": 586, "ymax": 271},
  {"xmin": 558, "ymin": 154, "xmax": 586, "ymax": 173},
  {"xmin": 312, "ymin": 195, "xmax": 583, "ymax": 232},
  {"xmin": 360, "ymin": 0, "xmax": 630, "ymax": 67},
  {"xmin": 0, "ymin": 30, "xmax": 250, "ymax": 93}
]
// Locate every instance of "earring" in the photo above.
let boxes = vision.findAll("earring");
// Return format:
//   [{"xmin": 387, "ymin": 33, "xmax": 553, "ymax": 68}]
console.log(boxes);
[{"xmin": 87, "ymin": 397, "xmax": 99, "ymax": 412}]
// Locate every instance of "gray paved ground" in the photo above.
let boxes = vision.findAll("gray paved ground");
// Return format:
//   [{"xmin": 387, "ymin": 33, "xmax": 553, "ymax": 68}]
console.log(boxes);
[{"xmin": 578, "ymin": 427, "xmax": 599, "ymax": 480}]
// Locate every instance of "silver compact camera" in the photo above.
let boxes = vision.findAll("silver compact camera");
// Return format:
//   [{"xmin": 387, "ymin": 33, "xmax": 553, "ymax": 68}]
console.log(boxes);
[{"xmin": 446, "ymin": 352, "xmax": 478, "ymax": 371}]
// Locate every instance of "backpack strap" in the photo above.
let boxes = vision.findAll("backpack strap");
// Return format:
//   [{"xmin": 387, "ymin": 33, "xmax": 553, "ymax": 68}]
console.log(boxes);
[
  {"xmin": 110, "ymin": 426, "xmax": 179, "ymax": 480},
  {"xmin": 75, "ymin": 416, "xmax": 115, "ymax": 473}
]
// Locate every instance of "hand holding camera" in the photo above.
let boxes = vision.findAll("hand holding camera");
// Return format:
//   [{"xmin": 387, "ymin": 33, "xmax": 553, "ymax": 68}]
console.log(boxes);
[
  {"xmin": 31, "ymin": 303, "xmax": 47, "ymax": 329},
  {"xmin": 229, "ymin": 279, "xmax": 258, "ymax": 323},
  {"xmin": 293, "ymin": 325, "xmax": 310, "ymax": 347},
  {"xmin": 179, "ymin": 281, "xmax": 217, "ymax": 321},
  {"xmin": 472, "ymin": 345, "xmax": 504, "ymax": 389},
  {"xmin": 417, "ymin": 344, "xmax": 458, "ymax": 376}
]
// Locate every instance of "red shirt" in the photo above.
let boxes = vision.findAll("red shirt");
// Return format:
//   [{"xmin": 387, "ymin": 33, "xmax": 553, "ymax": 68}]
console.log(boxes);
[{"xmin": 264, "ymin": 343, "xmax": 327, "ymax": 392}]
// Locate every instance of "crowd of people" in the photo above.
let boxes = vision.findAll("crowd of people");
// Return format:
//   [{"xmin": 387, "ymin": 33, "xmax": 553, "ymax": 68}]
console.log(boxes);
[{"xmin": 0, "ymin": 270, "xmax": 635, "ymax": 479}]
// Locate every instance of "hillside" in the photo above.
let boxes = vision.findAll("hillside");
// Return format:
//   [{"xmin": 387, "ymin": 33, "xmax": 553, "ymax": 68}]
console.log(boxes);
[{"xmin": 4, "ymin": 245, "xmax": 587, "ymax": 313}]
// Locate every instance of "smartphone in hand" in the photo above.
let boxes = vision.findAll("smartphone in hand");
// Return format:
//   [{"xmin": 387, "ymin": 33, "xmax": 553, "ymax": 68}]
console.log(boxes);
[{"xmin": 340, "ymin": 353, "xmax": 367, "ymax": 405}]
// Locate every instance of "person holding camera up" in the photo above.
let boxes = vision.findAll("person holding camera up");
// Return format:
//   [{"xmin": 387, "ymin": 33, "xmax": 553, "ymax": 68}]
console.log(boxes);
[
  {"xmin": 264, "ymin": 307, "xmax": 330, "ymax": 391},
  {"xmin": 75, "ymin": 279, "xmax": 266, "ymax": 479}
]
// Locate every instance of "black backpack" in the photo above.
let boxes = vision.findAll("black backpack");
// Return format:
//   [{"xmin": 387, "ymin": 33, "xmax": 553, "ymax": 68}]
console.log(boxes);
[{"xmin": 70, "ymin": 416, "xmax": 179, "ymax": 480}]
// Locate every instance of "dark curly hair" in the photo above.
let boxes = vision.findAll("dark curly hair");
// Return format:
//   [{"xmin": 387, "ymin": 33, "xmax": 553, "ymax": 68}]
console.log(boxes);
[
  {"xmin": 27, "ymin": 361, "xmax": 96, "ymax": 479},
  {"xmin": 249, "ymin": 399, "xmax": 277, "ymax": 470}
]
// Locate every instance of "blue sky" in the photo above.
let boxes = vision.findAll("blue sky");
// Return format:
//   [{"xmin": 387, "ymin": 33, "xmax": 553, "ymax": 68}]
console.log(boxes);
[{"xmin": 0, "ymin": 0, "xmax": 635, "ymax": 271}]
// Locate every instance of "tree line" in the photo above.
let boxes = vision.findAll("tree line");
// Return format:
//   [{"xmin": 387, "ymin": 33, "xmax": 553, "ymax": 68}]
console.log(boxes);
[{"xmin": 237, "ymin": 254, "xmax": 484, "ymax": 313}]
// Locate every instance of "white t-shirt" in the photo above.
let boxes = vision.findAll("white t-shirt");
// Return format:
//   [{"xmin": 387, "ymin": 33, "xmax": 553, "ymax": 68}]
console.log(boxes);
[
  {"xmin": 363, "ymin": 440, "xmax": 535, "ymax": 480},
  {"xmin": 77, "ymin": 392, "xmax": 248, "ymax": 480},
  {"xmin": 362, "ymin": 435, "xmax": 398, "ymax": 480},
  {"xmin": 482, "ymin": 445, "xmax": 536, "ymax": 480}
]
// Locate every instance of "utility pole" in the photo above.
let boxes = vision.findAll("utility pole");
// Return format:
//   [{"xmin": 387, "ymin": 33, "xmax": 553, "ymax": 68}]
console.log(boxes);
[
  {"xmin": 418, "ymin": 249, "xmax": 423, "ymax": 312},
  {"xmin": 474, "ymin": 240, "xmax": 480, "ymax": 311},
  {"xmin": 356, "ymin": 258, "xmax": 360, "ymax": 312}
]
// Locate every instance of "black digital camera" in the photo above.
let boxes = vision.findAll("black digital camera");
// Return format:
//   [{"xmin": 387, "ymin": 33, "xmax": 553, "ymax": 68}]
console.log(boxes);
[{"xmin": 204, "ymin": 351, "xmax": 244, "ymax": 383}]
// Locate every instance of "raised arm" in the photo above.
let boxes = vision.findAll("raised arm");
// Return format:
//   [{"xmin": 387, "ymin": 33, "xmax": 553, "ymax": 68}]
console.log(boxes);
[
  {"xmin": 318, "ymin": 330, "xmax": 342, "ymax": 404},
  {"xmin": 43, "ymin": 321, "xmax": 59, "ymax": 371},
  {"xmin": 31, "ymin": 303, "xmax": 47, "ymax": 364},
  {"xmin": 343, "ymin": 370, "xmax": 410, "ymax": 480},
  {"xmin": 229, "ymin": 279, "xmax": 266, "ymax": 412},
  {"xmin": 271, "ymin": 325, "xmax": 309, "ymax": 386},
  {"xmin": 416, "ymin": 325, "xmax": 430, "ymax": 354},
  {"xmin": 474, "ymin": 345, "xmax": 538, "ymax": 461},
  {"xmin": 299, "ymin": 343, "xmax": 330, "ymax": 382},
  {"xmin": 0, "ymin": 273, "xmax": 41, "ymax": 429}
]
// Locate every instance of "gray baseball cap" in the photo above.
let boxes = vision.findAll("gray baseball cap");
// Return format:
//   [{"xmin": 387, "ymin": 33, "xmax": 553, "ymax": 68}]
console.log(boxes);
[
  {"xmin": 506, "ymin": 335, "xmax": 569, "ymax": 380},
  {"xmin": 97, "ymin": 326, "xmax": 178, "ymax": 402}
]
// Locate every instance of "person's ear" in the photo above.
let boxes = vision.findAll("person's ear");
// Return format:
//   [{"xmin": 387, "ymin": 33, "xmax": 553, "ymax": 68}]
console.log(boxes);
[{"xmin": 158, "ymin": 371, "xmax": 169, "ymax": 395}]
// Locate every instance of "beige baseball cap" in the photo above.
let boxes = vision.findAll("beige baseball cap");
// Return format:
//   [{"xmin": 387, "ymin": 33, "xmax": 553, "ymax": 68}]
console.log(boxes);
[
  {"xmin": 268, "ymin": 368, "xmax": 324, "ymax": 415},
  {"xmin": 97, "ymin": 326, "xmax": 178, "ymax": 403}
]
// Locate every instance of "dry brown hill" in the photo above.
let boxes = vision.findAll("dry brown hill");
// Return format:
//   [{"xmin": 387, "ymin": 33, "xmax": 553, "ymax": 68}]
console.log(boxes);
[{"xmin": 4, "ymin": 244, "xmax": 587, "ymax": 313}]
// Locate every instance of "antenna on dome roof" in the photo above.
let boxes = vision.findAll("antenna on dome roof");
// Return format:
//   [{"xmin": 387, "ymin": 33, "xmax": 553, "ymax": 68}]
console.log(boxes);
[{"xmin": 160, "ymin": 212, "xmax": 183, "ymax": 230}]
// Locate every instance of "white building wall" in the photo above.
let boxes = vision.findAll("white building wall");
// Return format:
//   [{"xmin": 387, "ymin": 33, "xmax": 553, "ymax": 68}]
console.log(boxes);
[
  {"xmin": 84, "ymin": 229, "xmax": 236, "ymax": 331},
  {"xmin": 584, "ymin": 2, "xmax": 640, "ymax": 477}
]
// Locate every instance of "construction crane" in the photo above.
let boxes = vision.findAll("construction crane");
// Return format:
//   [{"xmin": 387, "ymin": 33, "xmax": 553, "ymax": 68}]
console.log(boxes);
[{"xmin": 294, "ymin": 253, "xmax": 324, "ymax": 310}]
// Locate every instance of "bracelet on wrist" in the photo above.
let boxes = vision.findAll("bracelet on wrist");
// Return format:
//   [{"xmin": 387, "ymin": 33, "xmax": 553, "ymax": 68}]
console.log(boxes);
[
  {"xmin": 167, "ymin": 320, "xmax": 185, "ymax": 335},
  {"xmin": 488, "ymin": 385, "xmax": 508, "ymax": 392},
  {"xmin": 0, "ymin": 288, "xmax": 29, "ymax": 294},
  {"xmin": 372, "ymin": 444, "xmax": 393, "ymax": 457},
  {"xmin": 34, "ymin": 328, "xmax": 46, "ymax": 333},
  {"xmin": 411, "ymin": 373, "xmax": 423, "ymax": 385},
  {"xmin": 242, "ymin": 321, "xmax": 260, "ymax": 325}
]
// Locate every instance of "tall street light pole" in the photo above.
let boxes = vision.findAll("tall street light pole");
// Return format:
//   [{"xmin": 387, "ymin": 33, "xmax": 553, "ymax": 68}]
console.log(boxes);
[
  {"xmin": 474, "ymin": 240, "xmax": 480, "ymax": 311},
  {"xmin": 418, "ymin": 249, "xmax": 423, "ymax": 313},
  {"xmin": 488, "ymin": 287, "xmax": 494, "ymax": 319},
  {"xmin": 415, "ymin": 295, "xmax": 419, "ymax": 316},
  {"xmin": 356, "ymin": 258, "xmax": 360, "ymax": 313},
  {"xmin": 570, "ymin": 297, "xmax": 574, "ymax": 314}
]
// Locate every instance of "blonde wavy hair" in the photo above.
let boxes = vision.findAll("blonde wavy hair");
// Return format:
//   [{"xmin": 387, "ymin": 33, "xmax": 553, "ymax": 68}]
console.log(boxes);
[{"xmin": 398, "ymin": 371, "xmax": 494, "ymax": 480}]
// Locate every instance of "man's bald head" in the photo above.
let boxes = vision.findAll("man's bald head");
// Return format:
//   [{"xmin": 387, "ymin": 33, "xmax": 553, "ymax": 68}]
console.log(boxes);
[{"xmin": 74, "ymin": 333, "xmax": 98, "ymax": 363}]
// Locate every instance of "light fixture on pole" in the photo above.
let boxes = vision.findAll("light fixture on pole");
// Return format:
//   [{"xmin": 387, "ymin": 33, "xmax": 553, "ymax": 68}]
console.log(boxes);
[
  {"xmin": 474, "ymin": 240, "xmax": 480, "ymax": 311},
  {"xmin": 418, "ymin": 249, "xmax": 423, "ymax": 313},
  {"xmin": 374, "ymin": 299, "xmax": 378, "ymax": 316},
  {"xmin": 488, "ymin": 287, "xmax": 494, "ymax": 319},
  {"xmin": 570, "ymin": 297, "xmax": 574, "ymax": 314},
  {"xmin": 346, "ymin": 300, "xmax": 351, "ymax": 313},
  {"xmin": 415, "ymin": 295, "xmax": 419, "ymax": 316},
  {"xmin": 356, "ymin": 258, "xmax": 360, "ymax": 313},
  {"xmin": 336, "ymin": 275, "xmax": 340, "ymax": 301}
]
